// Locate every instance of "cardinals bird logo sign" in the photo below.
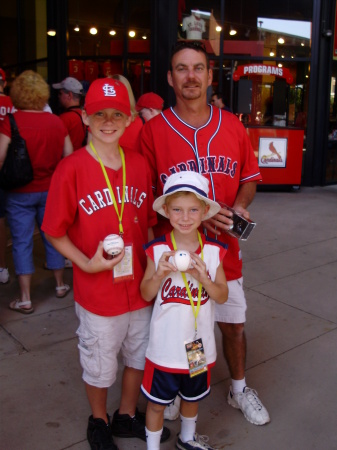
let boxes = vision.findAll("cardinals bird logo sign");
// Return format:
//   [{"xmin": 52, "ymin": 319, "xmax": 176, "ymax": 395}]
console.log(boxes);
[{"xmin": 258, "ymin": 137, "xmax": 287, "ymax": 168}]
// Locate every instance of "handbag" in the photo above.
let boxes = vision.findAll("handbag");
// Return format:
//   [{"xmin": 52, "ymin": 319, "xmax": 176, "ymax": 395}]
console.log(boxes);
[{"xmin": 0, "ymin": 113, "xmax": 34, "ymax": 190}]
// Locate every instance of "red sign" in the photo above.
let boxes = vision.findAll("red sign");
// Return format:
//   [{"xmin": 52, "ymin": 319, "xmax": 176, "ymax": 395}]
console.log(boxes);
[
  {"xmin": 246, "ymin": 127, "xmax": 304, "ymax": 185},
  {"xmin": 233, "ymin": 64, "xmax": 293, "ymax": 84}
]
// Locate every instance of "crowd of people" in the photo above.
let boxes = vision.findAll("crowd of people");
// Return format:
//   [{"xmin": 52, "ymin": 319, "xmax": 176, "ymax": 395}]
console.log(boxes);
[{"xmin": 0, "ymin": 39, "xmax": 270, "ymax": 450}]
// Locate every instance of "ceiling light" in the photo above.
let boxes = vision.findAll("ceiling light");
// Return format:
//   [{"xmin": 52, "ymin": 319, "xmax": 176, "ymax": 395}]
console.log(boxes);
[
  {"xmin": 216, "ymin": 26, "xmax": 222, "ymax": 32},
  {"xmin": 269, "ymin": 51, "xmax": 275, "ymax": 57},
  {"xmin": 229, "ymin": 27, "xmax": 237, "ymax": 36},
  {"xmin": 47, "ymin": 29, "xmax": 56, "ymax": 36},
  {"xmin": 142, "ymin": 35, "xmax": 147, "ymax": 40},
  {"xmin": 109, "ymin": 29, "xmax": 116, "ymax": 36},
  {"xmin": 90, "ymin": 27, "xmax": 98, "ymax": 35},
  {"xmin": 74, "ymin": 24, "xmax": 80, "ymax": 32},
  {"xmin": 278, "ymin": 63, "xmax": 283, "ymax": 68},
  {"xmin": 129, "ymin": 30, "xmax": 136, "ymax": 38},
  {"xmin": 278, "ymin": 37, "xmax": 285, "ymax": 44}
]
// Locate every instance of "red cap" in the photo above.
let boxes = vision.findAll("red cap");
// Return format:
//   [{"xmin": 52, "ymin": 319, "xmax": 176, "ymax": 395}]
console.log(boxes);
[
  {"xmin": 136, "ymin": 92, "xmax": 164, "ymax": 111},
  {"xmin": 0, "ymin": 69, "xmax": 6, "ymax": 81},
  {"xmin": 84, "ymin": 78, "xmax": 131, "ymax": 116}
]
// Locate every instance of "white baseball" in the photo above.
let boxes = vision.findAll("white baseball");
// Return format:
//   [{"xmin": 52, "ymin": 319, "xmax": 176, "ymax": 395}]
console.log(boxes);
[
  {"xmin": 103, "ymin": 234, "xmax": 124, "ymax": 256},
  {"xmin": 174, "ymin": 250, "xmax": 191, "ymax": 272}
]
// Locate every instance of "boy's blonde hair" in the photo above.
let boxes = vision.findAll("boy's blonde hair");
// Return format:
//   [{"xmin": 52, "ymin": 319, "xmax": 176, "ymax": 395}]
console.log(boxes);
[
  {"xmin": 165, "ymin": 191, "xmax": 207, "ymax": 208},
  {"xmin": 111, "ymin": 74, "xmax": 138, "ymax": 121}
]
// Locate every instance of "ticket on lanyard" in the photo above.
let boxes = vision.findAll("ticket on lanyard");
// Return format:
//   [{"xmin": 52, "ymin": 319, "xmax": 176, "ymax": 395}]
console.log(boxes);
[
  {"xmin": 113, "ymin": 244, "xmax": 134, "ymax": 282},
  {"xmin": 185, "ymin": 337, "xmax": 208, "ymax": 378}
]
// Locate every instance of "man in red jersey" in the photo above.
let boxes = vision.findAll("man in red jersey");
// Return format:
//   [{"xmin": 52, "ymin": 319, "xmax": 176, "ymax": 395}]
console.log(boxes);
[
  {"xmin": 53, "ymin": 77, "xmax": 86, "ymax": 150},
  {"xmin": 140, "ymin": 41, "xmax": 270, "ymax": 426}
]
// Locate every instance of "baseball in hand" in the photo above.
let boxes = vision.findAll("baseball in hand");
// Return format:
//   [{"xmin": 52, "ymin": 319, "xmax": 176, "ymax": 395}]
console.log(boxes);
[
  {"xmin": 174, "ymin": 250, "xmax": 191, "ymax": 272},
  {"xmin": 103, "ymin": 234, "xmax": 124, "ymax": 256}
]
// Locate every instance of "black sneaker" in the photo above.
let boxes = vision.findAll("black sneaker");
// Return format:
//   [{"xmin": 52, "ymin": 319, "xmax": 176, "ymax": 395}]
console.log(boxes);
[
  {"xmin": 87, "ymin": 414, "xmax": 119, "ymax": 450},
  {"xmin": 111, "ymin": 408, "xmax": 170, "ymax": 442}
]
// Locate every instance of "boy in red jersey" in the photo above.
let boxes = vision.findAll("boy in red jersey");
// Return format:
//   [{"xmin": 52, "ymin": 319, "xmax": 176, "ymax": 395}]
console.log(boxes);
[{"xmin": 42, "ymin": 78, "xmax": 169, "ymax": 450}]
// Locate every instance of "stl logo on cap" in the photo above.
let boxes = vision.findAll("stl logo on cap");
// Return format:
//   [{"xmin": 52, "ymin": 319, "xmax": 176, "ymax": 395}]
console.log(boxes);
[{"xmin": 103, "ymin": 83, "xmax": 116, "ymax": 97}]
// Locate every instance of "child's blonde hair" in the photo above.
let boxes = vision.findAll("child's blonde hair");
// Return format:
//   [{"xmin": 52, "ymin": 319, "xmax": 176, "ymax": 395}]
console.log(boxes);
[{"xmin": 165, "ymin": 191, "xmax": 207, "ymax": 208}]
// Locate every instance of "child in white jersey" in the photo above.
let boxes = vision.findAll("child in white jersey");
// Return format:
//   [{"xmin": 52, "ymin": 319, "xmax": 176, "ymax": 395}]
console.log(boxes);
[{"xmin": 140, "ymin": 171, "xmax": 229, "ymax": 450}]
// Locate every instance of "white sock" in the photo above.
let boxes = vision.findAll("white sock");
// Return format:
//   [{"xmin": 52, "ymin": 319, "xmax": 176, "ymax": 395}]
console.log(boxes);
[
  {"xmin": 180, "ymin": 414, "xmax": 197, "ymax": 443},
  {"xmin": 232, "ymin": 378, "xmax": 246, "ymax": 394},
  {"xmin": 145, "ymin": 427, "xmax": 162, "ymax": 450}
]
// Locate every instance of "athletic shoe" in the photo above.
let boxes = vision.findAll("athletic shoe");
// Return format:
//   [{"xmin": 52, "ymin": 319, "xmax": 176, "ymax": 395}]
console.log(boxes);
[
  {"xmin": 0, "ymin": 268, "xmax": 9, "ymax": 284},
  {"xmin": 87, "ymin": 414, "xmax": 118, "ymax": 450},
  {"xmin": 164, "ymin": 396, "xmax": 181, "ymax": 420},
  {"xmin": 176, "ymin": 433, "xmax": 215, "ymax": 449},
  {"xmin": 111, "ymin": 408, "xmax": 170, "ymax": 442},
  {"xmin": 227, "ymin": 386, "xmax": 270, "ymax": 425}
]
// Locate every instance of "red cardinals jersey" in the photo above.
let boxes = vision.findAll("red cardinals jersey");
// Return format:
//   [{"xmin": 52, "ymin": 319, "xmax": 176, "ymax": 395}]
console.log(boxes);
[
  {"xmin": 140, "ymin": 106, "xmax": 262, "ymax": 281},
  {"xmin": 42, "ymin": 148, "xmax": 157, "ymax": 316},
  {"xmin": 59, "ymin": 108, "xmax": 86, "ymax": 150},
  {"xmin": 0, "ymin": 94, "xmax": 15, "ymax": 121},
  {"xmin": 120, "ymin": 115, "xmax": 143, "ymax": 153}
]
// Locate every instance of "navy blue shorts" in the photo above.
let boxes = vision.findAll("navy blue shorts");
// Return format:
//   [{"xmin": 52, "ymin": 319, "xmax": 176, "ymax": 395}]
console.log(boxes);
[{"xmin": 141, "ymin": 359, "xmax": 211, "ymax": 405}]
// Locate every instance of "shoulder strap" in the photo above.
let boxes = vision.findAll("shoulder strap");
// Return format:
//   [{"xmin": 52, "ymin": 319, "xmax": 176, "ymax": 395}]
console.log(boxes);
[
  {"xmin": 8, "ymin": 113, "xmax": 18, "ymax": 132},
  {"xmin": 7, "ymin": 113, "xmax": 21, "ymax": 137}
]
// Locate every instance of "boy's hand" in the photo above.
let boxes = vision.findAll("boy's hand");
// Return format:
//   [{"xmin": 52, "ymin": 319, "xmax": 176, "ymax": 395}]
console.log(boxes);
[
  {"xmin": 87, "ymin": 241, "xmax": 125, "ymax": 273},
  {"xmin": 185, "ymin": 253, "xmax": 209, "ymax": 284},
  {"xmin": 154, "ymin": 250, "xmax": 177, "ymax": 281}
]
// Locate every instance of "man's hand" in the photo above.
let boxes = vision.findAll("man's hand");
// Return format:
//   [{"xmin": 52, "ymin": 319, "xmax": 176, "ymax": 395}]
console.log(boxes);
[
  {"xmin": 203, "ymin": 205, "xmax": 250, "ymax": 236},
  {"xmin": 203, "ymin": 206, "xmax": 233, "ymax": 236}
]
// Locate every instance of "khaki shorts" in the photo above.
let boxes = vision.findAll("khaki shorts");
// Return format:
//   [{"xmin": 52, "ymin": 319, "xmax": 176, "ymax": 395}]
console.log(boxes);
[
  {"xmin": 75, "ymin": 303, "xmax": 152, "ymax": 388},
  {"xmin": 214, "ymin": 277, "xmax": 247, "ymax": 324}
]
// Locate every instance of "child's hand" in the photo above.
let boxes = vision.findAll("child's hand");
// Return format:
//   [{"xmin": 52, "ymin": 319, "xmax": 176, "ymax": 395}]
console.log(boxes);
[
  {"xmin": 154, "ymin": 250, "xmax": 177, "ymax": 280},
  {"xmin": 185, "ymin": 253, "xmax": 209, "ymax": 284},
  {"xmin": 87, "ymin": 241, "xmax": 125, "ymax": 273}
]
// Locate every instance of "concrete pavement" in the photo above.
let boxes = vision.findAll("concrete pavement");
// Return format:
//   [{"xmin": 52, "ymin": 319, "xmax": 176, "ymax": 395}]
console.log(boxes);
[{"xmin": 1, "ymin": 185, "xmax": 337, "ymax": 450}]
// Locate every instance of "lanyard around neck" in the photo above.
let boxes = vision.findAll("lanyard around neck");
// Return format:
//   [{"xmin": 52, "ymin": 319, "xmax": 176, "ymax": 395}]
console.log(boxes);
[
  {"xmin": 90, "ymin": 141, "xmax": 126, "ymax": 235},
  {"xmin": 170, "ymin": 230, "xmax": 204, "ymax": 334}
]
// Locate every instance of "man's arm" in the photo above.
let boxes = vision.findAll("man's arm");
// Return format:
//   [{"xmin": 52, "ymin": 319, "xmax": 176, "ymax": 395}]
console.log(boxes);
[{"xmin": 232, "ymin": 181, "xmax": 257, "ymax": 218}]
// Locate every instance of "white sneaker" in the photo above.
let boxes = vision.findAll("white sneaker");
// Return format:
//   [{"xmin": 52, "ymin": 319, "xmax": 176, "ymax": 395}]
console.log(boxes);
[
  {"xmin": 227, "ymin": 386, "xmax": 270, "ymax": 425},
  {"xmin": 0, "ymin": 268, "xmax": 9, "ymax": 284},
  {"xmin": 176, "ymin": 433, "xmax": 215, "ymax": 449},
  {"xmin": 164, "ymin": 396, "xmax": 181, "ymax": 421}
]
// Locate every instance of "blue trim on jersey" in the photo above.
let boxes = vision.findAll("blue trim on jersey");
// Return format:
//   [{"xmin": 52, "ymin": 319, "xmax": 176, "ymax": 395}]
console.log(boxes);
[{"xmin": 143, "ymin": 234, "xmax": 167, "ymax": 251}]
